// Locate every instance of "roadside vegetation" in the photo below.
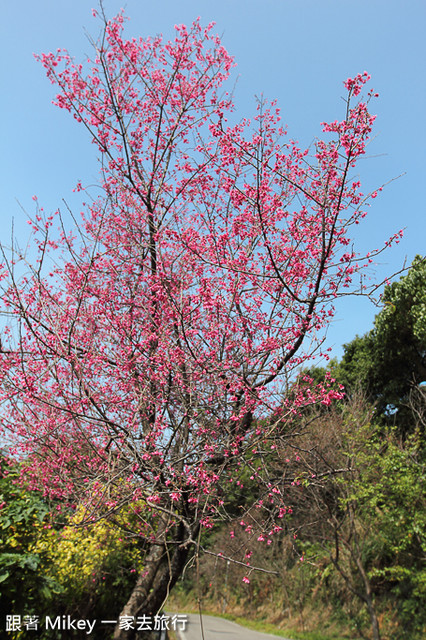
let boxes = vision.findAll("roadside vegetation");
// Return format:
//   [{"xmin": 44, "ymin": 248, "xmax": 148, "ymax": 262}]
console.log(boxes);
[
  {"xmin": 1, "ymin": 259, "xmax": 425, "ymax": 639},
  {"xmin": 170, "ymin": 256, "xmax": 426, "ymax": 640}
]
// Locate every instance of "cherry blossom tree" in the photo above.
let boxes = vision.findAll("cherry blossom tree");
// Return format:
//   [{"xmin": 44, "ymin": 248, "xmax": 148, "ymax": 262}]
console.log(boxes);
[{"xmin": 0, "ymin": 10, "xmax": 400, "ymax": 638}]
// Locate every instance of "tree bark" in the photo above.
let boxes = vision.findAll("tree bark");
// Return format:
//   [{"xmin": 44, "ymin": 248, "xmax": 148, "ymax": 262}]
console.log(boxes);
[
  {"xmin": 113, "ymin": 521, "xmax": 196, "ymax": 640},
  {"xmin": 353, "ymin": 547, "xmax": 381, "ymax": 640},
  {"xmin": 113, "ymin": 538, "xmax": 166, "ymax": 640}
]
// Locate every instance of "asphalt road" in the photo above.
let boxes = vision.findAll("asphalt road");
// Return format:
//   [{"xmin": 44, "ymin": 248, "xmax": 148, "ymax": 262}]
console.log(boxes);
[{"xmin": 175, "ymin": 613, "xmax": 291, "ymax": 640}]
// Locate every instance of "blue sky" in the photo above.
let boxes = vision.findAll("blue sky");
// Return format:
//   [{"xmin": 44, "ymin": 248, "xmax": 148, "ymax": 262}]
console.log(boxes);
[{"xmin": 1, "ymin": 0, "xmax": 425, "ymax": 360}]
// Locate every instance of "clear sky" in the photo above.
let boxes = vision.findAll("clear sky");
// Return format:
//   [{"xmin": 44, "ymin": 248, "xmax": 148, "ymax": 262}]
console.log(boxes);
[{"xmin": 1, "ymin": 0, "xmax": 425, "ymax": 360}]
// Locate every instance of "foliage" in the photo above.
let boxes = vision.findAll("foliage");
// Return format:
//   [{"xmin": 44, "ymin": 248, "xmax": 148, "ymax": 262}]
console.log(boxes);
[
  {"xmin": 34, "ymin": 505, "xmax": 145, "ymax": 625},
  {"xmin": 173, "ymin": 400, "xmax": 426, "ymax": 639},
  {"xmin": 336, "ymin": 255, "xmax": 426, "ymax": 431},
  {"xmin": 0, "ymin": 457, "xmax": 58, "ymax": 619},
  {"xmin": 0, "ymin": 458, "xmax": 153, "ymax": 638},
  {"xmin": 339, "ymin": 424, "xmax": 426, "ymax": 637},
  {"xmin": 288, "ymin": 403, "xmax": 426, "ymax": 639}
]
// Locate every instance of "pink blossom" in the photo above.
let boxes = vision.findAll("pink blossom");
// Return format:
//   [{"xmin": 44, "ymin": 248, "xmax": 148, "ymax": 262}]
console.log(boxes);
[{"xmin": 0, "ymin": 9, "xmax": 393, "ymax": 611}]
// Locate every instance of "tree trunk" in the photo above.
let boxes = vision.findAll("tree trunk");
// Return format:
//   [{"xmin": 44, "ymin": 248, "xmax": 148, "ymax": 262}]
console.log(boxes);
[
  {"xmin": 366, "ymin": 599, "xmax": 381, "ymax": 640},
  {"xmin": 113, "ymin": 521, "xmax": 196, "ymax": 640},
  {"xmin": 326, "ymin": 505, "xmax": 381, "ymax": 640},
  {"xmin": 353, "ymin": 549, "xmax": 381, "ymax": 640},
  {"xmin": 113, "ymin": 538, "xmax": 165, "ymax": 640}
]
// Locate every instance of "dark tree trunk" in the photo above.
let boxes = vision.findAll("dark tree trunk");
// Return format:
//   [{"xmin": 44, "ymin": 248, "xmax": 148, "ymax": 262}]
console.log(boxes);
[{"xmin": 113, "ymin": 521, "xmax": 196, "ymax": 640}]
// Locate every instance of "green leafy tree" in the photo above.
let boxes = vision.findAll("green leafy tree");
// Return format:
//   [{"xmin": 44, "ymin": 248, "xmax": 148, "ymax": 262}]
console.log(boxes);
[
  {"xmin": 358, "ymin": 432, "xmax": 426, "ymax": 635},
  {"xmin": 337, "ymin": 255, "xmax": 426, "ymax": 432},
  {"xmin": 333, "ymin": 421, "xmax": 426, "ymax": 639},
  {"xmin": 0, "ymin": 457, "xmax": 59, "ymax": 623},
  {"xmin": 0, "ymin": 458, "xmax": 151, "ymax": 638},
  {"xmin": 34, "ymin": 505, "xmax": 146, "ymax": 636}
]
